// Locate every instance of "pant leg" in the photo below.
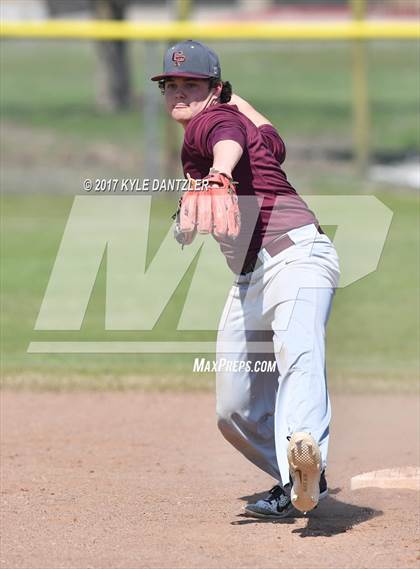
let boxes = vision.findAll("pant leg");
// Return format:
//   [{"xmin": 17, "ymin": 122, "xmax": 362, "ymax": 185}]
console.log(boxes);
[
  {"xmin": 266, "ymin": 236, "xmax": 340, "ymax": 485},
  {"xmin": 216, "ymin": 280, "xmax": 280, "ymax": 480},
  {"xmin": 272, "ymin": 286, "xmax": 335, "ymax": 485}
]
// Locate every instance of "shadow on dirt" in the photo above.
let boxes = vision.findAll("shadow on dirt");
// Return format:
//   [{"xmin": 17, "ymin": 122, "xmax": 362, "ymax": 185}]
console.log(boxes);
[
  {"xmin": 291, "ymin": 497, "xmax": 383, "ymax": 537},
  {"xmin": 232, "ymin": 489, "xmax": 383, "ymax": 536}
]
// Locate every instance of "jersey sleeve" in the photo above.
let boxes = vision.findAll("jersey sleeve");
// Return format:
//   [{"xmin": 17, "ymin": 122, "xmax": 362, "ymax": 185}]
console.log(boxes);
[
  {"xmin": 259, "ymin": 124, "xmax": 286, "ymax": 164},
  {"xmin": 187, "ymin": 108, "xmax": 246, "ymax": 159},
  {"xmin": 207, "ymin": 122, "xmax": 246, "ymax": 154}
]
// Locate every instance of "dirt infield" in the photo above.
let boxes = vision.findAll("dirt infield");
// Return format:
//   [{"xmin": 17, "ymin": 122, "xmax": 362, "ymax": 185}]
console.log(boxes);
[{"xmin": 1, "ymin": 391, "xmax": 419, "ymax": 569}]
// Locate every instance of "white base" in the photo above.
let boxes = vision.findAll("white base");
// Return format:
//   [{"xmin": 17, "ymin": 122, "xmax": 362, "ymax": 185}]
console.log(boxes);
[{"xmin": 351, "ymin": 466, "xmax": 420, "ymax": 491}]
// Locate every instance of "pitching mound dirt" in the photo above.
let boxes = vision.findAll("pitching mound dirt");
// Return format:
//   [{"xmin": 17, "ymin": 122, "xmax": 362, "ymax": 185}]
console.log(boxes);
[{"xmin": 1, "ymin": 391, "xmax": 419, "ymax": 569}]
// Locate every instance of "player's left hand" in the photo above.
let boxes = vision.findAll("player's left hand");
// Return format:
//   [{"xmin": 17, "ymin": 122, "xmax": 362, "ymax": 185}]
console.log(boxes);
[{"xmin": 175, "ymin": 171, "xmax": 241, "ymax": 243}]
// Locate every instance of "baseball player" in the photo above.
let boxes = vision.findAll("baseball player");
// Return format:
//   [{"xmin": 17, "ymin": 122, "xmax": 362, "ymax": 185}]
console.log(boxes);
[{"xmin": 152, "ymin": 40, "xmax": 340, "ymax": 518}]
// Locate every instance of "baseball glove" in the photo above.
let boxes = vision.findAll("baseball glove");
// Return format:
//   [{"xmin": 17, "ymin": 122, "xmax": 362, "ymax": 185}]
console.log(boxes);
[{"xmin": 173, "ymin": 171, "xmax": 241, "ymax": 245}]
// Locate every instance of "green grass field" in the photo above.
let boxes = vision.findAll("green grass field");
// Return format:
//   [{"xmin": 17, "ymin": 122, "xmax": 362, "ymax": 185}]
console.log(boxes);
[
  {"xmin": 1, "ymin": 40, "xmax": 419, "ymax": 154},
  {"xmin": 1, "ymin": 39, "xmax": 419, "ymax": 392}
]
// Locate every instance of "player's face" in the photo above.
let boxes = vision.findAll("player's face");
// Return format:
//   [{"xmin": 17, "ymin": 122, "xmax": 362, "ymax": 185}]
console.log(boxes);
[{"xmin": 164, "ymin": 77, "xmax": 215, "ymax": 125}]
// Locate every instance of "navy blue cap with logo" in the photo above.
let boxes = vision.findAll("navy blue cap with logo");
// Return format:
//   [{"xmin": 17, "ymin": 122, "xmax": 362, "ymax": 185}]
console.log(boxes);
[{"xmin": 151, "ymin": 40, "xmax": 221, "ymax": 81}]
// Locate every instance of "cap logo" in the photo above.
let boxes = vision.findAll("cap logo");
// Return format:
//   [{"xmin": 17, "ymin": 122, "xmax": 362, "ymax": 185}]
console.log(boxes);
[{"xmin": 172, "ymin": 51, "xmax": 186, "ymax": 67}]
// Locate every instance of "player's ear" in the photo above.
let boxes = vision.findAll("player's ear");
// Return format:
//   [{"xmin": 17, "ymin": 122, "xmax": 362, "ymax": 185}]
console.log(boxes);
[
  {"xmin": 209, "ymin": 79, "xmax": 223, "ymax": 98},
  {"xmin": 213, "ymin": 81, "xmax": 223, "ymax": 98}
]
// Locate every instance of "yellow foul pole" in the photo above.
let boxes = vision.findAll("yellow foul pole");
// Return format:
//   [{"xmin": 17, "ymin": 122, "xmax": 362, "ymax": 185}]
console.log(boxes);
[{"xmin": 351, "ymin": 0, "xmax": 370, "ymax": 176}]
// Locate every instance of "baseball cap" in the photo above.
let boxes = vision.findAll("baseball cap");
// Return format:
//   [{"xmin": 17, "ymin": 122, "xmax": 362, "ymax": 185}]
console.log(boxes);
[{"xmin": 151, "ymin": 40, "xmax": 221, "ymax": 81}]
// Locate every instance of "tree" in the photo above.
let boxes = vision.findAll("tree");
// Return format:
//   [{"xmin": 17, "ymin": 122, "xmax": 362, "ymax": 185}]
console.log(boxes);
[{"xmin": 93, "ymin": 0, "xmax": 132, "ymax": 112}]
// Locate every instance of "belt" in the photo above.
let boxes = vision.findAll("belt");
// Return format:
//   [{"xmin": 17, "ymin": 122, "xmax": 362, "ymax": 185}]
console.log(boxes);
[{"xmin": 240, "ymin": 226, "xmax": 324, "ymax": 275}]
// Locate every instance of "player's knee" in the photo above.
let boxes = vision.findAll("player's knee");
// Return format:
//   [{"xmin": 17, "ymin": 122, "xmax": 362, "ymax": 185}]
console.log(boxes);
[
  {"xmin": 217, "ymin": 408, "xmax": 254, "ymax": 449},
  {"xmin": 216, "ymin": 391, "xmax": 248, "ymax": 422},
  {"xmin": 216, "ymin": 412, "xmax": 239, "ymax": 444},
  {"xmin": 216, "ymin": 403, "xmax": 237, "ymax": 433},
  {"xmin": 216, "ymin": 399, "xmax": 249, "ymax": 439},
  {"xmin": 216, "ymin": 414, "xmax": 230, "ymax": 436},
  {"xmin": 216, "ymin": 404, "xmax": 232, "ymax": 426}
]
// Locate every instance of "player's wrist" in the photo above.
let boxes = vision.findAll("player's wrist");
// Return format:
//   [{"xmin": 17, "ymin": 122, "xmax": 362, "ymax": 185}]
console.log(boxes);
[{"xmin": 208, "ymin": 167, "xmax": 232, "ymax": 179}]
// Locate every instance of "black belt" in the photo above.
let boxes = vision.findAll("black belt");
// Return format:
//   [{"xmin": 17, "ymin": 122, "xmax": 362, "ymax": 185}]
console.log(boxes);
[{"xmin": 240, "ymin": 226, "xmax": 324, "ymax": 275}]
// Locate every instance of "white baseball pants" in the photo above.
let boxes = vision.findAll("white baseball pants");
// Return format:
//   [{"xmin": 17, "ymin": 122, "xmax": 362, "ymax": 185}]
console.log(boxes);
[{"xmin": 216, "ymin": 223, "xmax": 340, "ymax": 486}]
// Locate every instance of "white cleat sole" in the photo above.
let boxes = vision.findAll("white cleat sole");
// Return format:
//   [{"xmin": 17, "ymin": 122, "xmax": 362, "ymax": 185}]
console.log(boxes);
[{"xmin": 287, "ymin": 432, "xmax": 322, "ymax": 513}]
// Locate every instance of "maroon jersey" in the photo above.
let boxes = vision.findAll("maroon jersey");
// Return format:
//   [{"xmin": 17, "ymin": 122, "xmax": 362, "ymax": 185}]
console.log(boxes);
[{"xmin": 181, "ymin": 104, "xmax": 319, "ymax": 273}]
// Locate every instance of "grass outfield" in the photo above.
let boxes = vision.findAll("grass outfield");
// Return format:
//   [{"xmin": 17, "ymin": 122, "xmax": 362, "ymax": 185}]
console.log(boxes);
[
  {"xmin": 1, "ymin": 40, "xmax": 419, "ymax": 154},
  {"xmin": 1, "ymin": 189, "xmax": 418, "ymax": 392}
]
